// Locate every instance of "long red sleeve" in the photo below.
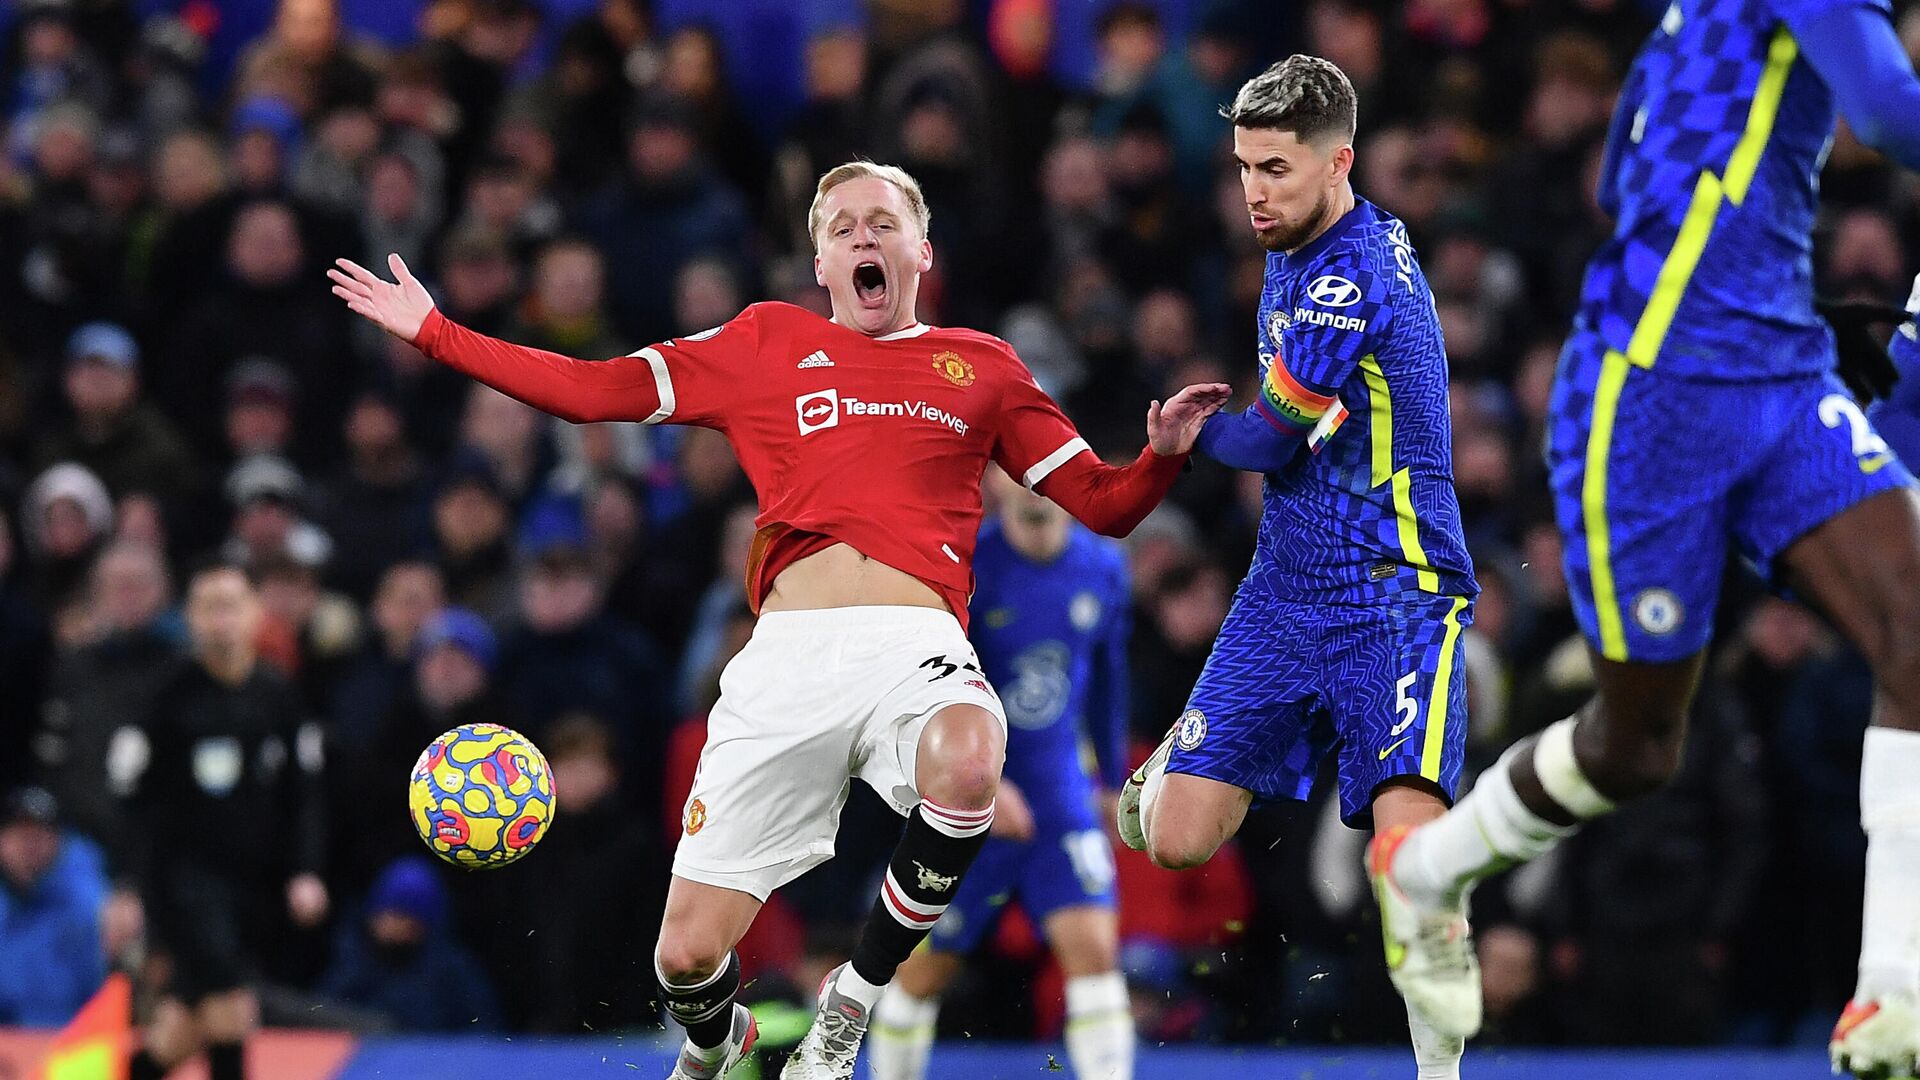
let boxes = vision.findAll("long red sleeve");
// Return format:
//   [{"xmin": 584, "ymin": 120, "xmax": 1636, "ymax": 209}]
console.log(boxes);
[
  {"xmin": 1036, "ymin": 444, "xmax": 1188, "ymax": 537},
  {"xmin": 411, "ymin": 308, "xmax": 666, "ymax": 425}
]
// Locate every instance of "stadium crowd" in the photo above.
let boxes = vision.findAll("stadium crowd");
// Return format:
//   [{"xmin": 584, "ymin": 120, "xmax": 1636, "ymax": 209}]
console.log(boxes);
[{"xmin": 0, "ymin": 0, "xmax": 1915, "ymax": 1054}]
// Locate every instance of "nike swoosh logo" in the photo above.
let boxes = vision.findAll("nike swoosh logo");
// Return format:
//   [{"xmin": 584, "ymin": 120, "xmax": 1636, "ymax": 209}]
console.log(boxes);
[{"xmin": 1378, "ymin": 736, "xmax": 1412, "ymax": 761}]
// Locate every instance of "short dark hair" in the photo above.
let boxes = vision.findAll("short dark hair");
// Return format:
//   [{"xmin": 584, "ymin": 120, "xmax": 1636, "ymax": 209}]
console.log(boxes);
[{"xmin": 1221, "ymin": 54, "xmax": 1357, "ymax": 145}]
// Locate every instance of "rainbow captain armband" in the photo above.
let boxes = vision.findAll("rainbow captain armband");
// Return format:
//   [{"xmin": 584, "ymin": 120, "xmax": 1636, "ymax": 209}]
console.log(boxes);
[{"xmin": 1257, "ymin": 358, "xmax": 1349, "ymax": 454}]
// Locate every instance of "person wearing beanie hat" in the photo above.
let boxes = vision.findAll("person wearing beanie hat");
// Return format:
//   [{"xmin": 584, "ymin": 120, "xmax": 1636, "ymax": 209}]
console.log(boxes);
[
  {"xmin": 0, "ymin": 785, "xmax": 113, "ymax": 1028},
  {"xmin": 317, "ymin": 856, "xmax": 499, "ymax": 1031}
]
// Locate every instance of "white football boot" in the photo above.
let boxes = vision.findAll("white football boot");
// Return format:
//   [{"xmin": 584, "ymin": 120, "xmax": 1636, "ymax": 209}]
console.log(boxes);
[
  {"xmin": 1831, "ymin": 995, "xmax": 1920, "ymax": 1079},
  {"xmin": 668, "ymin": 1003, "xmax": 758, "ymax": 1080},
  {"xmin": 781, "ymin": 963, "xmax": 871, "ymax": 1080},
  {"xmin": 1367, "ymin": 824, "xmax": 1483, "ymax": 1041},
  {"xmin": 1116, "ymin": 724, "xmax": 1178, "ymax": 851}
]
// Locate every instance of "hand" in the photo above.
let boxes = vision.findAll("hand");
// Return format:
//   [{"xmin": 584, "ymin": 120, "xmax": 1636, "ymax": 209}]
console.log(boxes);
[
  {"xmin": 1148, "ymin": 383, "xmax": 1233, "ymax": 455},
  {"xmin": 328, "ymin": 253, "xmax": 435, "ymax": 343},
  {"xmin": 102, "ymin": 888, "xmax": 144, "ymax": 959},
  {"xmin": 287, "ymin": 873, "xmax": 330, "ymax": 927},
  {"xmin": 991, "ymin": 781, "xmax": 1036, "ymax": 842}
]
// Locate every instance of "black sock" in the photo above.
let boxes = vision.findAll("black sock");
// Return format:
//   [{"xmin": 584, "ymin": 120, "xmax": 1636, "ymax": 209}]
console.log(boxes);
[
  {"xmin": 207, "ymin": 1041, "xmax": 244, "ymax": 1080},
  {"xmin": 128, "ymin": 1049, "xmax": 167, "ymax": 1080},
  {"xmin": 849, "ymin": 799, "xmax": 994, "ymax": 986},
  {"xmin": 658, "ymin": 950, "xmax": 741, "ymax": 1050}
]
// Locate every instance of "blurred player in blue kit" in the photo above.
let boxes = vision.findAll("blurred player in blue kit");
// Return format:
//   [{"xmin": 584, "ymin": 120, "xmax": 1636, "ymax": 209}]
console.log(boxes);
[
  {"xmin": 1116, "ymin": 56, "xmax": 1479, "ymax": 1080},
  {"xmin": 869, "ymin": 467, "xmax": 1135, "ymax": 1080},
  {"xmin": 1360, "ymin": 2, "xmax": 1920, "ymax": 1076}
]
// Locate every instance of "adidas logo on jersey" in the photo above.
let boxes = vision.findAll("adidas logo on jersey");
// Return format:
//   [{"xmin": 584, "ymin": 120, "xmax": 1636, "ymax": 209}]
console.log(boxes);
[{"xmin": 797, "ymin": 350, "xmax": 835, "ymax": 369}]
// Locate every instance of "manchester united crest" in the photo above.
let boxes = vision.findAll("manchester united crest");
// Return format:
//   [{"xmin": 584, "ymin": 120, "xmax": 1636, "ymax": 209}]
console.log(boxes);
[
  {"xmin": 932, "ymin": 351, "xmax": 975, "ymax": 387},
  {"xmin": 684, "ymin": 798, "xmax": 708, "ymax": 835}
]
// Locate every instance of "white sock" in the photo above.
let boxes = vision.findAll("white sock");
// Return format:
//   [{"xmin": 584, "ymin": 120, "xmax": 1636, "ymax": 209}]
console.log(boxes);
[
  {"xmin": 834, "ymin": 963, "xmax": 889, "ymax": 1011},
  {"xmin": 1406, "ymin": 1004, "xmax": 1463, "ymax": 1080},
  {"xmin": 1395, "ymin": 721, "xmax": 1589, "ymax": 906},
  {"xmin": 869, "ymin": 986, "xmax": 938, "ymax": 1080},
  {"xmin": 1857, "ymin": 727, "xmax": 1920, "ymax": 1001},
  {"xmin": 1064, "ymin": 972, "xmax": 1134, "ymax": 1080}
]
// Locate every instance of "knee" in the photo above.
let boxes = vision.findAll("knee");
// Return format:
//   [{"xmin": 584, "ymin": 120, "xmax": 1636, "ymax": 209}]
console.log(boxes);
[
  {"xmin": 654, "ymin": 934, "xmax": 729, "ymax": 986},
  {"xmin": 917, "ymin": 706, "xmax": 1005, "ymax": 809},
  {"xmin": 1866, "ymin": 608, "xmax": 1920, "ymax": 704},
  {"xmin": 1582, "ymin": 707, "xmax": 1687, "ymax": 801},
  {"xmin": 1145, "ymin": 821, "xmax": 1219, "ymax": 871}
]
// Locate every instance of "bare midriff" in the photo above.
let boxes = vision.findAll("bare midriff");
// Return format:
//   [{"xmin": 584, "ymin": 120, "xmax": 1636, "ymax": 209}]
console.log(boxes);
[{"xmin": 759, "ymin": 542, "xmax": 950, "ymax": 614}]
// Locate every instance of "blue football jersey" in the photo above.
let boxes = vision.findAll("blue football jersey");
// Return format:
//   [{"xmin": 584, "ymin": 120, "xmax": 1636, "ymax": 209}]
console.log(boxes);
[
  {"xmin": 968, "ymin": 520, "xmax": 1131, "ymax": 824},
  {"xmin": 1245, "ymin": 197, "xmax": 1476, "ymax": 605},
  {"xmin": 1579, "ymin": 0, "xmax": 1890, "ymax": 378}
]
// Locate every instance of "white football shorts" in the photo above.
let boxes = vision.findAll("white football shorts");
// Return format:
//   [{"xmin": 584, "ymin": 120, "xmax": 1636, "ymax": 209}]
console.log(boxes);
[{"xmin": 670, "ymin": 605, "xmax": 1006, "ymax": 900}]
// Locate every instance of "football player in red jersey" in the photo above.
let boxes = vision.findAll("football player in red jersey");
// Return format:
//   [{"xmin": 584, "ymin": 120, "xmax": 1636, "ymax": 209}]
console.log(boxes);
[{"xmin": 330, "ymin": 161, "xmax": 1228, "ymax": 1080}]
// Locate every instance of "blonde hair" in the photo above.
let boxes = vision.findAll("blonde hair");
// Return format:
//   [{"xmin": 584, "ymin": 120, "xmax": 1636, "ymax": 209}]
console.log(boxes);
[{"xmin": 807, "ymin": 161, "xmax": 932, "ymax": 250}]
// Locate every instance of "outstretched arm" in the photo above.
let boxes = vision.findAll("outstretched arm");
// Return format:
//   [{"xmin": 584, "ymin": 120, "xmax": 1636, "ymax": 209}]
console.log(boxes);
[
  {"xmin": 1195, "ymin": 355, "xmax": 1348, "ymax": 474},
  {"xmin": 1785, "ymin": 1, "xmax": 1920, "ymax": 169},
  {"xmin": 1026, "ymin": 383, "xmax": 1231, "ymax": 536},
  {"xmin": 328, "ymin": 254, "xmax": 690, "ymax": 426}
]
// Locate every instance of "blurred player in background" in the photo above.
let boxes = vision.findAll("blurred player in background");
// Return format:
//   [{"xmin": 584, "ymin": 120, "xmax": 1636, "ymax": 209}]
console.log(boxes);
[
  {"xmin": 870, "ymin": 467, "xmax": 1134, "ymax": 1080},
  {"xmin": 328, "ymin": 162, "xmax": 1226, "ymax": 1080},
  {"xmin": 1364, "ymin": 3, "xmax": 1920, "ymax": 1076},
  {"xmin": 114, "ymin": 563, "xmax": 329, "ymax": 1080},
  {"xmin": 1117, "ymin": 56, "xmax": 1478, "ymax": 1080}
]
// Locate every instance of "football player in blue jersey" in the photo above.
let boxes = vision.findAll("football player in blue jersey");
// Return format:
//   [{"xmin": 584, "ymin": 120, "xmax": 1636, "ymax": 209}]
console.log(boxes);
[
  {"xmin": 868, "ymin": 467, "xmax": 1135, "ymax": 1080},
  {"xmin": 1363, "ymin": 3, "xmax": 1920, "ymax": 1075},
  {"xmin": 1114, "ymin": 56, "xmax": 1480, "ymax": 1080}
]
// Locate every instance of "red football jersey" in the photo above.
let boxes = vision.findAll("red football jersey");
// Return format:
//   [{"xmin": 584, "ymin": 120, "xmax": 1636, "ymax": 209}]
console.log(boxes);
[{"xmin": 413, "ymin": 301, "xmax": 1186, "ymax": 626}]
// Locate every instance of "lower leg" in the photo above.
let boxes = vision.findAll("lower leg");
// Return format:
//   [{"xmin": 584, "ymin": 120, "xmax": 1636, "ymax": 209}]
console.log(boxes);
[
  {"xmin": 196, "ymin": 991, "xmax": 256, "ymax": 1080},
  {"xmin": 131, "ymin": 998, "xmax": 197, "ymax": 1080},
  {"xmin": 1395, "ymin": 651, "xmax": 1700, "ymax": 905},
  {"xmin": 1375, "ymin": 785, "xmax": 1462, "ymax": 1080},
  {"xmin": 869, "ymin": 950, "xmax": 959, "ymax": 1080},
  {"xmin": 843, "ymin": 706, "xmax": 1002, "ymax": 1007},
  {"xmin": 655, "ymin": 878, "xmax": 762, "ymax": 1055},
  {"xmin": 1856, "ymin": 723, "xmax": 1920, "ymax": 1001},
  {"xmin": 1048, "ymin": 907, "xmax": 1133, "ymax": 1080}
]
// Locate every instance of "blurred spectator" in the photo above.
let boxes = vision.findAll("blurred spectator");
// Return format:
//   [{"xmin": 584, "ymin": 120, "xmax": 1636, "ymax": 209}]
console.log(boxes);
[
  {"xmin": 1129, "ymin": 559, "xmax": 1231, "ymax": 741},
  {"xmin": 659, "ymin": 24, "xmax": 767, "ymax": 206},
  {"xmin": 315, "ymin": 394, "xmax": 431, "ymax": 602},
  {"xmin": 37, "ymin": 541, "xmax": 180, "ymax": 844},
  {"xmin": 503, "ymin": 237, "xmax": 628, "ymax": 356},
  {"xmin": 498, "ymin": 543, "xmax": 668, "ymax": 753},
  {"xmin": 33, "ymin": 322, "xmax": 197, "ymax": 518},
  {"xmin": 430, "ymin": 452, "xmax": 517, "ymax": 621},
  {"xmin": 0, "ymin": 787, "xmax": 109, "ymax": 1027},
  {"xmin": 433, "ymin": 226, "xmax": 520, "ymax": 336},
  {"xmin": 224, "ymin": 358, "xmax": 300, "ymax": 463},
  {"xmin": 256, "ymin": 552, "xmax": 364, "ymax": 706},
  {"xmin": 221, "ymin": 454, "xmax": 334, "ymax": 571},
  {"xmin": 319, "ymin": 856, "xmax": 500, "ymax": 1031},
  {"xmin": 330, "ymin": 560, "xmax": 445, "ymax": 743},
  {"xmin": 117, "ymin": 562, "xmax": 328, "ymax": 1080},
  {"xmin": 164, "ymin": 199, "xmax": 357, "ymax": 467},
  {"xmin": 574, "ymin": 94, "xmax": 753, "ymax": 345},
  {"xmin": 21, "ymin": 462, "xmax": 114, "ymax": 621},
  {"xmin": 233, "ymin": 0, "xmax": 383, "ymax": 121}
]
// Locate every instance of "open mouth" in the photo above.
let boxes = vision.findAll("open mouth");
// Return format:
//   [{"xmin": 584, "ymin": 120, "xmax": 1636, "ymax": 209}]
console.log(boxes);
[{"xmin": 853, "ymin": 261, "xmax": 887, "ymax": 304}]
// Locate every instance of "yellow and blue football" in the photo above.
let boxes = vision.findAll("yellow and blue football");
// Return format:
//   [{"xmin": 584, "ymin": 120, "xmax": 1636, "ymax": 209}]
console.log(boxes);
[{"xmin": 408, "ymin": 723, "xmax": 556, "ymax": 869}]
